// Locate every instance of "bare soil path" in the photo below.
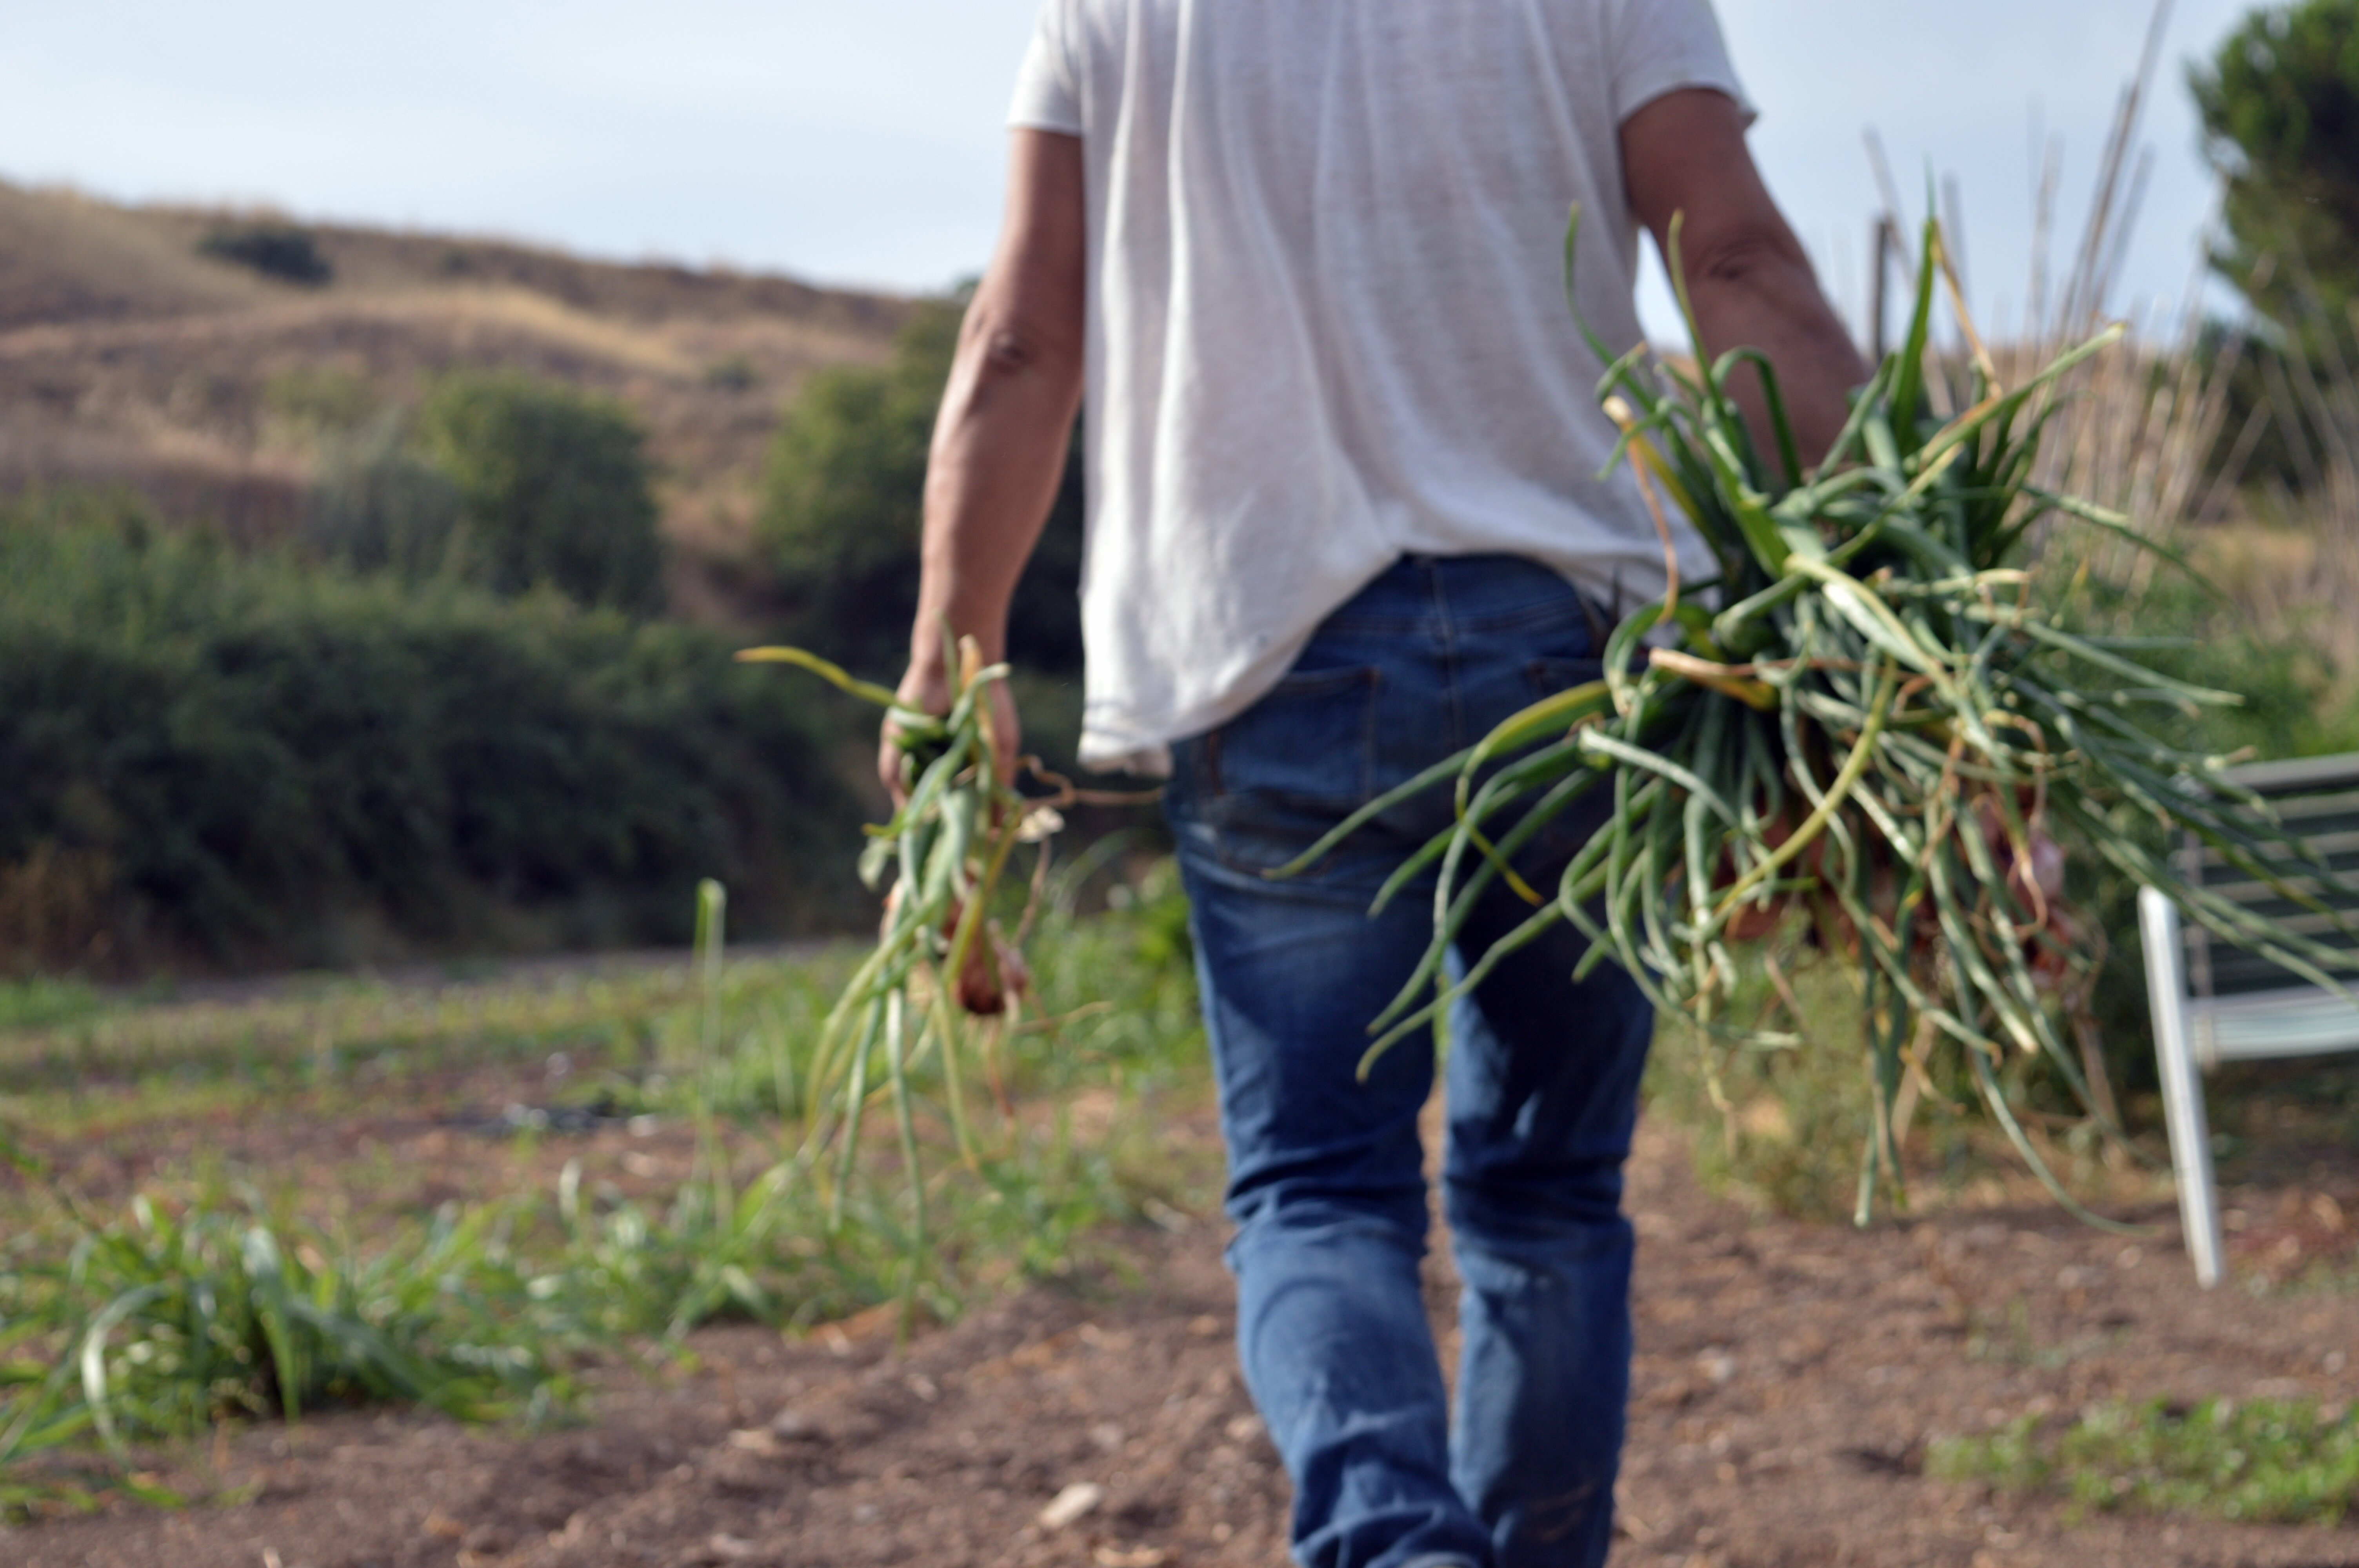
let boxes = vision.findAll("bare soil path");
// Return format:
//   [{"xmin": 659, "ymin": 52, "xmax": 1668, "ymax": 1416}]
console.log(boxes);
[{"xmin": 11, "ymin": 1120, "xmax": 2358, "ymax": 1568}]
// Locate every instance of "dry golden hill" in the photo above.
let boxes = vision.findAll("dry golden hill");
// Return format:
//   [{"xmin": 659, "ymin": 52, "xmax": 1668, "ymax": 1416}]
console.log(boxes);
[{"xmin": 0, "ymin": 181, "xmax": 915, "ymax": 620}]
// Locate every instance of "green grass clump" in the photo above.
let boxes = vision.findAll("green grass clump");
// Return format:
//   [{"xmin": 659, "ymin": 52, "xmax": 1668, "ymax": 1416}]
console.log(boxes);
[
  {"xmin": 0, "ymin": 876, "xmax": 1210, "ymax": 1511},
  {"xmin": 0, "ymin": 1189, "xmax": 569, "ymax": 1485},
  {"xmin": 0, "ymin": 978, "xmax": 105, "ymax": 1035},
  {"xmin": 1932, "ymin": 1397, "xmax": 2359, "ymax": 1524}
]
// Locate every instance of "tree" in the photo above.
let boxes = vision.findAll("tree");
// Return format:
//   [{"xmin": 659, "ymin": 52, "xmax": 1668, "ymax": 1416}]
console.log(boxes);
[
  {"xmin": 304, "ymin": 411, "xmax": 467, "ymax": 582},
  {"xmin": 757, "ymin": 296, "xmax": 1084, "ymax": 680},
  {"xmin": 415, "ymin": 371, "xmax": 666, "ymax": 615},
  {"xmin": 196, "ymin": 221, "xmax": 333, "ymax": 287},
  {"xmin": 2192, "ymin": 0, "xmax": 2359, "ymax": 334}
]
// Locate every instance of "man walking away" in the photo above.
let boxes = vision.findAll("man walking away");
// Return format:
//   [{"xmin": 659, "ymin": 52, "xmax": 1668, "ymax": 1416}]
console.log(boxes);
[{"xmin": 885, "ymin": 4, "xmax": 1868, "ymax": 1564}]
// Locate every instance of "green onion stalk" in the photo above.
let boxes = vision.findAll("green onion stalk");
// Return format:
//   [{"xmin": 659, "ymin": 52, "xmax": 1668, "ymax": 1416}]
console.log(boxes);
[
  {"xmin": 735, "ymin": 635, "xmax": 1066, "ymax": 1327},
  {"xmin": 1278, "ymin": 211, "xmax": 2359, "ymax": 1225}
]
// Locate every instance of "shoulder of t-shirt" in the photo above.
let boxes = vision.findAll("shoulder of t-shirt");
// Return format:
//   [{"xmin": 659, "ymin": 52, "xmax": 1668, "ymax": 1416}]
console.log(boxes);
[
  {"xmin": 1605, "ymin": 0, "xmax": 1758, "ymax": 127},
  {"xmin": 1007, "ymin": 0, "xmax": 1086, "ymax": 136}
]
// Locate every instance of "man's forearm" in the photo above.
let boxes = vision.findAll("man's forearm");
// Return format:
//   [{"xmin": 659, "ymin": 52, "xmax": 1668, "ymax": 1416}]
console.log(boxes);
[
  {"xmin": 1620, "ymin": 90, "xmax": 1870, "ymax": 473},
  {"xmin": 909, "ymin": 311, "xmax": 1082, "ymax": 674},
  {"xmin": 1684, "ymin": 237, "xmax": 1869, "ymax": 470},
  {"xmin": 905, "ymin": 129, "xmax": 1087, "ymax": 683}
]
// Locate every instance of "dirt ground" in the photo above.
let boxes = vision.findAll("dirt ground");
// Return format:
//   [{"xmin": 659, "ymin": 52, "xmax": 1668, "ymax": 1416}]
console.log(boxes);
[{"xmin": 11, "ymin": 1111, "xmax": 2359, "ymax": 1568}]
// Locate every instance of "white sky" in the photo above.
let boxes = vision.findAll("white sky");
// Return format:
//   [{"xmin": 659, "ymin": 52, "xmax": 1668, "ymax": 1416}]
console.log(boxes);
[{"xmin": 0, "ymin": 0, "xmax": 2256, "ymax": 339}]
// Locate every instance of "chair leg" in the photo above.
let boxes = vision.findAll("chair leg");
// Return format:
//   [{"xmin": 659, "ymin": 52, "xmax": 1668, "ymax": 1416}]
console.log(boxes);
[{"xmin": 2140, "ymin": 888, "xmax": 2225, "ymax": 1288}]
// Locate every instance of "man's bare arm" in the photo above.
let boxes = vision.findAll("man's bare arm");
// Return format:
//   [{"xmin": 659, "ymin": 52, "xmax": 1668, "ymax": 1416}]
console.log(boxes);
[
  {"xmin": 1620, "ymin": 89, "xmax": 1868, "ymax": 467},
  {"xmin": 884, "ymin": 129, "xmax": 1087, "ymax": 798}
]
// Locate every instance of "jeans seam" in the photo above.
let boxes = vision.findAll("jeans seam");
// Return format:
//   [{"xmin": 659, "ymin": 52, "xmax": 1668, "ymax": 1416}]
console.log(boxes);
[{"xmin": 1425, "ymin": 557, "xmax": 1468, "ymax": 754}]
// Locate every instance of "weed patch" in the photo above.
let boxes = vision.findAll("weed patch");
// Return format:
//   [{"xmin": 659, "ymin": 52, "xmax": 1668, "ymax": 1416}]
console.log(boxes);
[
  {"xmin": 1931, "ymin": 1397, "xmax": 2359, "ymax": 1525},
  {"xmin": 0, "ymin": 876, "xmax": 1212, "ymax": 1515}
]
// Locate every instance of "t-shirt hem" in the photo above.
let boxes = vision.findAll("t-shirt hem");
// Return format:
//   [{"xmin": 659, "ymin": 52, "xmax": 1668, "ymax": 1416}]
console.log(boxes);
[
  {"xmin": 1076, "ymin": 739, "xmax": 1175, "ymax": 778},
  {"xmin": 1007, "ymin": 111, "xmax": 1084, "ymax": 136},
  {"xmin": 1617, "ymin": 73, "xmax": 1757, "ymax": 130},
  {"xmin": 1076, "ymin": 677, "xmax": 1293, "ymax": 777}
]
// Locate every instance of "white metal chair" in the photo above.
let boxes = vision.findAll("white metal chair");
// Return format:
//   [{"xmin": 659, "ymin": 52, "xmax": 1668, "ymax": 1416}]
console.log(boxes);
[{"xmin": 2140, "ymin": 751, "xmax": 2359, "ymax": 1286}]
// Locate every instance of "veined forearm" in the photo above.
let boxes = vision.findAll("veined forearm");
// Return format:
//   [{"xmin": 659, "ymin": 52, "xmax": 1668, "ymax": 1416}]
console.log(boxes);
[
  {"xmin": 909, "ymin": 311, "xmax": 1082, "ymax": 673},
  {"xmin": 903, "ymin": 130, "xmax": 1087, "ymax": 684},
  {"xmin": 1620, "ymin": 91, "xmax": 1868, "ymax": 472},
  {"xmin": 1685, "ymin": 245, "xmax": 1870, "ymax": 468}
]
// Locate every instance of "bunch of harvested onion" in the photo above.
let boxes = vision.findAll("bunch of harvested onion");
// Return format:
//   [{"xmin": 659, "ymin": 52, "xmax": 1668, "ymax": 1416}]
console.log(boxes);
[
  {"xmin": 735, "ymin": 635, "xmax": 1061, "ymax": 1315},
  {"xmin": 1283, "ymin": 213, "xmax": 2359, "ymax": 1222}
]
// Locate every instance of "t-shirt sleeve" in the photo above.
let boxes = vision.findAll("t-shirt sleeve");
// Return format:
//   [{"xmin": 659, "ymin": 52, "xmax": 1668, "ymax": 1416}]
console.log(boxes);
[
  {"xmin": 1007, "ymin": 0, "xmax": 1083, "ymax": 134},
  {"xmin": 1608, "ymin": 0, "xmax": 1757, "ymax": 128}
]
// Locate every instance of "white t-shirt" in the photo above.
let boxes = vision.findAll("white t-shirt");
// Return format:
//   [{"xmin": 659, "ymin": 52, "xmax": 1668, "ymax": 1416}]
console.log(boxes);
[{"xmin": 1008, "ymin": 0, "xmax": 1751, "ymax": 770}]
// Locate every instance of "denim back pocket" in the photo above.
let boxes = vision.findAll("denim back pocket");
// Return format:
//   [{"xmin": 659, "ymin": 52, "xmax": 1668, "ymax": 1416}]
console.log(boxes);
[
  {"xmin": 1171, "ymin": 664, "xmax": 1385, "ymax": 880},
  {"xmin": 1204, "ymin": 664, "xmax": 1382, "ymax": 812}
]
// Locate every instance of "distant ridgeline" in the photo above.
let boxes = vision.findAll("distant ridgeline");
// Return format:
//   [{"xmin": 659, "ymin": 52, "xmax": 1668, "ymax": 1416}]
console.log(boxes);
[{"xmin": 0, "ymin": 178, "xmax": 911, "ymax": 553}]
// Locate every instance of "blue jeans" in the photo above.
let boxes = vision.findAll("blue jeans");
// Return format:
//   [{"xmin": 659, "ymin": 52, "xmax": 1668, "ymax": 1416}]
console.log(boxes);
[{"xmin": 1164, "ymin": 555, "xmax": 1653, "ymax": 1568}]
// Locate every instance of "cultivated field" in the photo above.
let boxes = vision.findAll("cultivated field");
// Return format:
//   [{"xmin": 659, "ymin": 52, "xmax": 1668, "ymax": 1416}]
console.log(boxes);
[{"xmin": 4, "ymin": 896, "xmax": 2357, "ymax": 1568}]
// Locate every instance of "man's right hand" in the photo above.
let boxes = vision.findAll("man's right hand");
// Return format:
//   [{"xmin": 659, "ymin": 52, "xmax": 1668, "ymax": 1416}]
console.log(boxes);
[{"xmin": 878, "ymin": 656, "xmax": 1022, "ymax": 809}]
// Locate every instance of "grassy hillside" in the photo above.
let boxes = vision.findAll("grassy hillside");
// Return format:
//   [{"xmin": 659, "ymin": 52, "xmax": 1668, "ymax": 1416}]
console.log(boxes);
[{"xmin": 0, "ymin": 181, "xmax": 914, "ymax": 623}]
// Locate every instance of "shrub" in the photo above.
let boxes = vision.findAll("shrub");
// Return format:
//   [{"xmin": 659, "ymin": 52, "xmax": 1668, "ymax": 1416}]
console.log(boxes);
[
  {"xmin": 1932, "ymin": 1397, "xmax": 2359, "ymax": 1525},
  {"xmin": 757, "ymin": 296, "xmax": 1084, "ymax": 679},
  {"xmin": 303, "ymin": 412, "xmax": 467, "ymax": 581},
  {"xmin": 2065, "ymin": 568, "xmax": 2359, "ymax": 1110},
  {"xmin": 415, "ymin": 371, "xmax": 665, "ymax": 615},
  {"xmin": 703, "ymin": 355, "xmax": 759, "ymax": 393},
  {"xmin": 262, "ymin": 365, "xmax": 382, "ymax": 441},
  {"xmin": 194, "ymin": 221, "xmax": 333, "ymax": 287},
  {"xmin": 0, "ymin": 490, "xmax": 866, "ymax": 973}
]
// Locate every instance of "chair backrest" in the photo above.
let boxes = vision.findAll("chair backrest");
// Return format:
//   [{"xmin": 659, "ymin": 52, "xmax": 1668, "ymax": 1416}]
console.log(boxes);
[{"xmin": 2179, "ymin": 752, "xmax": 2359, "ymax": 1001}]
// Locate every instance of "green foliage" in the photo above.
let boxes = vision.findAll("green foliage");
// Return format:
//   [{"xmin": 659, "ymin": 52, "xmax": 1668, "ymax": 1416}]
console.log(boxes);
[
  {"xmin": 1932, "ymin": 1397, "xmax": 2359, "ymax": 1524},
  {"xmin": 304, "ymin": 412, "xmax": 467, "ymax": 582},
  {"xmin": 729, "ymin": 641, "xmax": 1177, "ymax": 1325},
  {"xmin": 1640, "ymin": 568, "xmax": 2359, "ymax": 1209},
  {"xmin": 415, "ymin": 371, "xmax": 665, "ymax": 615},
  {"xmin": 0, "ymin": 1194, "xmax": 566, "ymax": 1481},
  {"xmin": 0, "ymin": 977, "xmax": 102, "ymax": 1034},
  {"xmin": 1303, "ymin": 215, "xmax": 2358, "ymax": 1228},
  {"xmin": 2066, "ymin": 569, "xmax": 2359, "ymax": 1105},
  {"xmin": 262, "ymin": 366, "xmax": 382, "ymax": 441},
  {"xmin": 2193, "ymin": 0, "xmax": 2359, "ymax": 336},
  {"xmin": 757, "ymin": 296, "xmax": 1084, "ymax": 677},
  {"xmin": 0, "ymin": 489, "xmax": 863, "ymax": 972},
  {"xmin": 194, "ymin": 222, "xmax": 332, "ymax": 287},
  {"xmin": 0, "ymin": 886, "xmax": 1211, "ymax": 1504}
]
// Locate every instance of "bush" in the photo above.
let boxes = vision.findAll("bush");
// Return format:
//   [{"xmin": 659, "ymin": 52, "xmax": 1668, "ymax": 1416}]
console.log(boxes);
[
  {"xmin": 757, "ymin": 296, "xmax": 1084, "ymax": 679},
  {"xmin": 194, "ymin": 221, "xmax": 333, "ymax": 287},
  {"xmin": 415, "ymin": 371, "xmax": 666, "ymax": 615},
  {"xmin": 2066, "ymin": 568, "xmax": 2359, "ymax": 1110},
  {"xmin": 0, "ymin": 490, "xmax": 867, "ymax": 973},
  {"xmin": 263, "ymin": 365, "xmax": 382, "ymax": 441},
  {"xmin": 304, "ymin": 412, "xmax": 467, "ymax": 581}
]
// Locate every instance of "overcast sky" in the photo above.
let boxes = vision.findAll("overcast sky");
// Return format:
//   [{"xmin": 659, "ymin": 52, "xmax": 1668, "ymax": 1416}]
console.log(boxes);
[{"xmin": 0, "ymin": 0, "xmax": 2256, "ymax": 340}]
